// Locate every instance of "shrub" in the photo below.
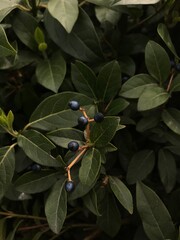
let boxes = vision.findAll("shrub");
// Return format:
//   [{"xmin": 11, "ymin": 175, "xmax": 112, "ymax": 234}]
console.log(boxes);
[{"xmin": 0, "ymin": 0, "xmax": 180, "ymax": 239}]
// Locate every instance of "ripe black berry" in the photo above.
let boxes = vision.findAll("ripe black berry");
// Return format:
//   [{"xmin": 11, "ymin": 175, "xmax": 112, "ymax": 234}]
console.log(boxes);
[
  {"xmin": 94, "ymin": 112, "xmax": 104, "ymax": 123},
  {"xmin": 68, "ymin": 100, "xmax": 80, "ymax": 111},
  {"xmin": 78, "ymin": 116, "xmax": 88, "ymax": 126},
  {"xmin": 175, "ymin": 63, "xmax": 180, "ymax": 72},
  {"xmin": 65, "ymin": 181, "xmax": 75, "ymax": 192},
  {"xmin": 170, "ymin": 60, "xmax": 176, "ymax": 68},
  {"xmin": 68, "ymin": 141, "xmax": 79, "ymax": 151},
  {"xmin": 31, "ymin": 164, "xmax": 41, "ymax": 171}
]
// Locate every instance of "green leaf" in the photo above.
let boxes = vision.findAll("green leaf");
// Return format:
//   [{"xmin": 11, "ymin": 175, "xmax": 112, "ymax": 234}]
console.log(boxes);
[
  {"xmin": 48, "ymin": 0, "xmax": 79, "ymax": 33},
  {"xmin": 14, "ymin": 170, "xmax": 60, "ymax": 194},
  {"xmin": 158, "ymin": 149, "xmax": 176, "ymax": 193},
  {"xmin": 136, "ymin": 115, "xmax": 160, "ymax": 132},
  {"xmin": 95, "ymin": 6, "xmax": 120, "ymax": 25},
  {"xmin": 83, "ymin": 188, "xmax": 101, "ymax": 216},
  {"xmin": 97, "ymin": 193, "xmax": 121, "ymax": 237},
  {"xmin": 119, "ymin": 56, "xmax": 136, "ymax": 76},
  {"xmin": 97, "ymin": 61, "xmax": 121, "ymax": 101},
  {"xmin": 36, "ymin": 51, "xmax": 66, "ymax": 93},
  {"xmin": 90, "ymin": 116, "xmax": 120, "ymax": 147},
  {"xmin": 0, "ymin": 0, "xmax": 18, "ymax": 23},
  {"xmin": 6, "ymin": 220, "xmax": 23, "ymax": 240},
  {"xmin": 6, "ymin": 110, "xmax": 14, "ymax": 130},
  {"xmin": 44, "ymin": 9, "xmax": 103, "ymax": 62},
  {"xmin": 136, "ymin": 181, "xmax": 177, "ymax": 240},
  {"xmin": 106, "ymin": 98, "xmax": 129, "ymax": 115},
  {"xmin": 0, "ymin": 218, "xmax": 6, "ymax": 240},
  {"xmin": 0, "ymin": 25, "xmax": 17, "ymax": 57},
  {"xmin": 12, "ymin": 11, "xmax": 38, "ymax": 50},
  {"xmin": 71, "ymin": 61, "xmax": 97, "ymax": 99},
  {"xmin": 109, "ymin": 176, "xmax": 133, "ymax": 214},
  {"xmin": 162, "ymin": 108, "xmax": 180, "ymax": 135},
  {"xmin": 47, "ymin": 128, "xmax": 85, "ymax": 148},
  {"xmin": 170, "ymin": 74, "xmax": 180, "ymax": 93},
  {"xmin": 79, "ymin": 148, "xmax": 101, "ymax": 186},
  {"xmin": 28, "ymin": 92, "xmax": 94, "ymax": 131},
  {"xmin": 17, "ymin": 130, "xmax": 61, "ymax": 167},
  {"xmin": 119, "ymin": 74, "xmax": 156, "ymax": 99},
  {"xmin": 126, "ymin": 150, "xmax": 155, "ymax": 184},
  {"xmin": 145, "ymin": 40, "xmax": 171, "ymax": 84},
  {"xmin": 45, "ymin": 177, "xmax": 67, "ymax": 234},
  {"xmin": 137, "ymin": 85, "xmax": 169, "ymax": 111},
  {"xmin": 157, "ymin": 23, "xmax": 179, "ymax": 60},
  {"xmin": 0, "ymin": 145, "xmax": 15, "ymax": 199}
]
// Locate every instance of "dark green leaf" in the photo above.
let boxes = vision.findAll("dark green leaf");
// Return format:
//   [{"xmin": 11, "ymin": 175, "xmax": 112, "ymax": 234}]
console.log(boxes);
[
  {"xmin": 158, "ymin": 149, "xmax": 176, "ymax": 193},
  {"xmin": 14, "ymin": 170, "xmax": 60, "ymax": 194},
  {"xmin": 6, "ymin": 220, "xmax": 23, "ymax": 240},
  {"xmin": 28, "ymin": 92, "xmax": 94, "ymax": 131},
  {"xmin": 97, "ymin": 193, "xmax": 121, "ymax": 237},
  {"xmin": 17, "ymin": 130, "xmax": 61, "ymax": 167},
  {"xmin": 79, "ymin": 148, "xmax": 101, "ymax": 186},
  {"xmin": 145, "ymin": 40, "xmax": 171, "ymax": 84},
  {"xmin": 120, "ymin": 74, "xmax": 156, "ymax": 99},
  {"xmin": 97, "ymin": 61, "xmax": 121, "ymax": 101},
  {"xmin": 47, "ymin": 0, "xmax": 79, "ymax": 33},
  {"xmin": 162, "ymin": 108, "xmax": 180, "ymax": 135},
  {"xmin": 71, "ymin": 61, "xmax": 97, "ymax": 99},
  {"xmin": 170, "ymin": 74, "xmax": 180, "ymax": 93},
  {"xmin": 90, "ymin": 116, "xmax": 120, "ymax": 147},
  {"xmin": 119, "ymin": 56, "xmax": 136, "ymax": 76},
  {"xmin": 36, "ymin": 51, "xmax": 66, "ymax": 93},
  {"xmin": 44, "ymin": 9, "xmax": 103, "ymax": 62},
  {"xmin": 157, "ymin": 23, "xmax": 179, "ymax": 60},
  {"xmin": 109, "ymin": 176, "xmax": 133, "ymax": 214},
  {"xmin": 47, "ymin": 128, "xmax": 85, "ymax": 148},
  {"xmin": 136, "ymin": 115, "xmax": 160, "ymax": 132},
  {"xmin": 0, "ymin": 218, "xmax": 6, "ymax": 240},
  {"xmin": 12, "ymin": 11, "xmax": 38, "ymax": 50},
  {"xmin": 136, "ymin": 181, "xmax": 177, "ymax": 240},
  {"xmin": 45, "ymin": 177, "xmax": 67, "ymax": 234},
  {"xmin": 126, "ymin": 150, "xmax": 155, "ymax": 184},
  {"xmin": 0, "ymin": 1, "xmax": 18, "ymax": 23},
  {"xmin": 83, "ymin": 188, "xmax": 101, "ymax": 216},
  {"xmin": 138, "ymin": 85, "xmax": 169, "ymax": 111},
  {"xmin": 106, "ymin": 98, "xmax": 129, "ymax": 115}
]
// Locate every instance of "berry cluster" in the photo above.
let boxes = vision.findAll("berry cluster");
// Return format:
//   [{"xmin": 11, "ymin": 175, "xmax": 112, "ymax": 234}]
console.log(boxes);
[{"xmin": 65, "ymin": 100, "xmax": 104, "ymax": 192}]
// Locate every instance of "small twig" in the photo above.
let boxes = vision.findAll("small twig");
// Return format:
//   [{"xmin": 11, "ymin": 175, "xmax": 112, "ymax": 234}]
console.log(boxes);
[
  {"xmin": 66, "ymin": 148, "xmax": 87, "ymax": 171},
  {"xmin": 166, "ymin": 70, "xmax": 175, "ymax": 92},
  {"xmin": 84, "ymin": 229, "xmax": 102, "ymax": 240},
  {"xmin": 0, "ymin": 211, "xmax": 47, "ymax": 221},
  {"xmin": 17, "ymin": 224, "xmax": 48, "ymax": 231}
]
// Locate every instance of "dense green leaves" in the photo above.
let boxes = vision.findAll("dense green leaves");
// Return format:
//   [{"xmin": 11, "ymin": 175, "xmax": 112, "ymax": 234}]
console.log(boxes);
[
  {"xmin": 79, "ymin": 148, "xmax": 101, "ymax": 186},
  {"xmin": 17, "ymin": 130, "xmax": 62, "ymax": 167},
  {"xmin": 90, "ymin": 117, "xmax": 120, "ymax": 147},
  {"xmin": 109, "ymin": 176, "xmax": 133, "ymax": 214},
  {"xmin": 145, "ymin": 40, "xmax": 171, "ymax": 84},
  {"xmin": 36, "ymin": 51, "xmax": 66, "ymax": 93},
  {"xmin": 83, "ymin": 188, "xmax": 101, "ymax": 216},
  {"xmin": 127, "ymin": 150, "xmax": 155, "ymax": 184},
  {"xmin": 45, "ymin": 177, "xmax": 67, "ymax": 234},
  {"xmin": 136, "ymin": 182, "xmax": 177, "ymax": 240},
  {"xmin": 48, "ymin": 0, "xmax": 79, "ymax": 33},
  {"xmin": 162, "ymin": 108, "xmax": 180, "ymax": 135},
  {"xmin": 106, "ymin": 98, "xmax": 129, "ymax": 115}
]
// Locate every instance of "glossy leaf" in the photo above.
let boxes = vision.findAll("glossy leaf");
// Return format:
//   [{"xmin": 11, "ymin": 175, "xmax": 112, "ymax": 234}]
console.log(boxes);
[
  {"xmin": 36, "ymin": 51, "xmax": 66, "ymax": 93},
  {"xmin": 157, "ymin": 23, "xmax": 179, "ymax": 60},
  {"xmin": 97, "ymin": 193, "xmax": 121, "ymax": 237},
  {"xmin": 71, "ymin": 61, "xmax": 97, "ymax": 99},
  {"xmin": 109, "ymin": 176, "xmax": 133, "ymax": 214},
  {"xmin": 0, "ymin": 25, "xmax": 17, "ymax": 57},
  {"xmin": 136, "ymin": 181, "xmax": 177, "ymax": 240},
  {"xmin": 95, "ymin": 6, "xmax": 120, "ymax": 25},
  {"xmin": 14, "ymin": 170, "xmax": 60, "ymax": 194},
  {"xmin": 158, "ymin": 149, "xmax": 176, "ymax": 193},
  {"xmin": 28, "ymin": 92, "xmax": 94, "ymax": 131},
  {"xmin": 0, "ymin": 0, "xmax": 18, "ymax": 23},
  {"xmin": 127, "ymin": 150, "xmax": 155, "ymax": 184},
  {"xmin": 79, "ymin": 148, "xmax": 101, "ymax": 186},
  {"xmin": 137, "ymin": 85, "xmax": 169, "ymax": 111},
  {"xmin": 145, "ymin": 40, "xmax": 171, "ymax": 84},
  {"xmin": 97, "ymin": 61, "xmax": 121, "ymax": 101},
  {"xmin": 90, "ymin": 116, "xmax": 120, "ymax": 147},
  {"xmin": 17, "ymin": 130, "xmax": 61, "ymax": 167},
  {"xmin": 120, "ymin": 74, "xmax": 156, "ymax": 99},
  {"xmin": 83, "ymin": 188, "xmax": 101, "ymax": 216},
  {"xmin": 48, "ymin": 0, "xmax": 79, "ymax": 33},
  {"xmin": 44, "ymin": 9, "xmax": 103, "ymax": 62},
  {"xmin": 47, "ymin": 128, "xmax": 85, "ymax": 148},
  {"xmin": 162, "ymin": 108, "xmax": 180, "ymax": 135},
  {"xmin": 45, "ymin": 177, "xmax": 67, "ymax": 234},
  {"xmin": 106, "ymin": 98, "xmax": 129, "ymax": 115}
]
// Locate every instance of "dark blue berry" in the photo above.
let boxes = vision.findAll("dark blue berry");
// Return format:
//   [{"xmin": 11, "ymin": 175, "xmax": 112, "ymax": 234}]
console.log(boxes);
[
  {"xmin": 65, "ymin": 181, "xmax": 75, "ymax": 192},
  {"xmin": 94, "ymin": 112, "xmax": 104, "ymax": 123},
  {"xmin": 68, "ymin": 100, "xmax": 80, "ymax": 111},
  {"xmin": 170, "ymin": 60, "xmax": 176, "ymax": 68},
  {"xmin": 78, "ymin": 116, "xmax": 88, "ymax": 126},
  {"xmin": 175, "ymin": 63, "xmax": 180, "ymax": 72},
  {"xmin": 31, "ymin": 164, "xmax": 41, "ymax": 171},
  {"xmin": 68, "ymin": 141, "xmax": 79, "ymax": 151}
]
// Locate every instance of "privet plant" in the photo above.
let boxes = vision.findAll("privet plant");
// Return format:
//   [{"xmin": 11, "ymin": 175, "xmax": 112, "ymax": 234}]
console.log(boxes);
[{"xmin": 0, "ymin": 0, "xmax": 180, "ymax": 239}]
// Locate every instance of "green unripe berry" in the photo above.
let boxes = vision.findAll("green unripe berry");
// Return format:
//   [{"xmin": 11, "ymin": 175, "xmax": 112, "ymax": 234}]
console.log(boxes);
[{"xmin": 38, "ymin": 42, "xmax": 48, "ymax": 52}]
